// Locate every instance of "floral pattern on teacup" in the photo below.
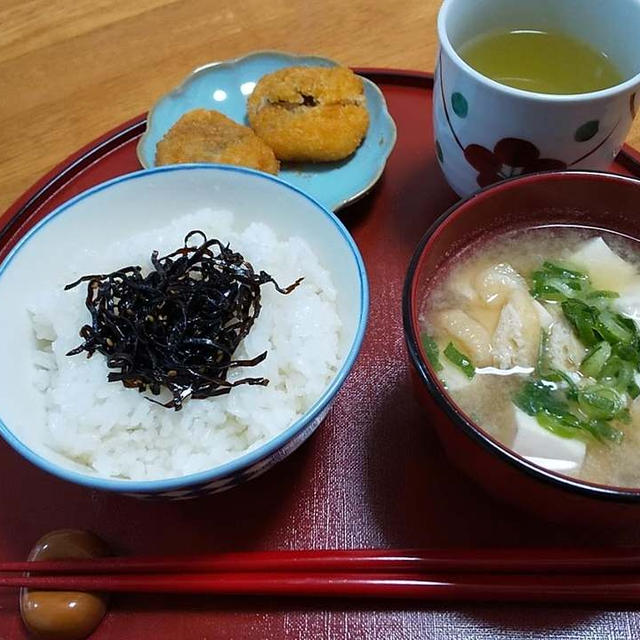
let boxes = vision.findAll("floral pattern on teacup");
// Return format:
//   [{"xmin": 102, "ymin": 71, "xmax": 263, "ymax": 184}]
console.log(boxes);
[
  {"xmin": 463, "ymin": 139, "xmax": 566, "ymax": 187},
  {"xmin": 437, "ymin": 61, "xmax": 623, "ymax": 189}
]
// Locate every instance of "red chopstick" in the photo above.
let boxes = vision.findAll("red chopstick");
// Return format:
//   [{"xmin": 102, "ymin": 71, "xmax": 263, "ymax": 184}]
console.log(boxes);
[
  {"xmin": 4, "ymin": 548, "xmax": 640, "ymax": 575},
  {"xmin": 3, "ymin": 571, "xmax": 640, "ymax": 603}
]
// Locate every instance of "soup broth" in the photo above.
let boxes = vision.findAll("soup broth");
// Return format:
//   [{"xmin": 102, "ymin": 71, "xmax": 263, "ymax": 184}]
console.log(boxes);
[
  {"xmin": 420, "ymin": 226, "xmax": 640, "ymax": 488},
  {"xmin": 458, "ymin": 29, "xmax": 623, "ymax": 95}
]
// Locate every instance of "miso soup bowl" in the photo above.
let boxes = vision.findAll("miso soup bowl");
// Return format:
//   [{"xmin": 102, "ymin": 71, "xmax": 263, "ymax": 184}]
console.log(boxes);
[
  {"xmin": 0, "ymin": 165, "xmax": 368, "ymax": 499},
  {"xmin": 403, "ymin": 170, "xmax": 640, "ymax": 525}
]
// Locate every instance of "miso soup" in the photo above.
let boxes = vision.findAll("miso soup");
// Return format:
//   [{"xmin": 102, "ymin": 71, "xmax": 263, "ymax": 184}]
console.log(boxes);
[{"xmin": 420, "ymin": 227, "xmax": 640, "ymax": 488}]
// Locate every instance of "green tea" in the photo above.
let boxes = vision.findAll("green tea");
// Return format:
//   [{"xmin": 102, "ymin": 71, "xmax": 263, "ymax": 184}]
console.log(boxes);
[{"xmin": 458, "ymin": 29, "xmax": 623, "ymax": 94}]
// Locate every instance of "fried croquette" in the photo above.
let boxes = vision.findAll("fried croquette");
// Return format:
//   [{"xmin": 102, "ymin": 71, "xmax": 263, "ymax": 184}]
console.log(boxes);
[
  {"xmin": 247, "ymin": 66, "xmax": 369, "ymax": 162},
  {"xmin": 155, "ymin": 109, "xmax": 279, "ymax": 174}
]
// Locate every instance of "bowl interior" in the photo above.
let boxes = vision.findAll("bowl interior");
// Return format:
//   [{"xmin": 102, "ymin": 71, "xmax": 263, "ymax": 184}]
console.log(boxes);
[
  {"xmin": 412, "ymin": 172, "xmax": 640, "ymax": 307},
  {"xmin": 0, "ymin": 164, "xmax": 367, "ymax": 487},
  {"xmin": 408, "ymin": 171, "xmax": 640, "ymax": 493},
  {"xmin": 443, "ymin": 0, "xmax": 640, "ymax": 83}
]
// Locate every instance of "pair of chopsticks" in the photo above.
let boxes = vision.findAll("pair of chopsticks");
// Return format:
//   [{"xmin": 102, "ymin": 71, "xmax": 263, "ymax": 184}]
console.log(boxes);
[{"xmin": 3, "ymin": 548, "xmax": 640, "ymax": 603}]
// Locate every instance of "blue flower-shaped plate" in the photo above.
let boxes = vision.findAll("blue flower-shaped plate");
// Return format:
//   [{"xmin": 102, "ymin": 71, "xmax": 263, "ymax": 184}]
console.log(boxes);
[{"xmin": 137, "ymin": 51, "xmax": 397, "ymax": 211}]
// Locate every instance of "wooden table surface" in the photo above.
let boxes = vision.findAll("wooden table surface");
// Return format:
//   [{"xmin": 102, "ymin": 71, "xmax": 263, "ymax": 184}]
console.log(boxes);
[{"xmin": 2, "ymin": 0, "xmax": 640, "ymax": 214}]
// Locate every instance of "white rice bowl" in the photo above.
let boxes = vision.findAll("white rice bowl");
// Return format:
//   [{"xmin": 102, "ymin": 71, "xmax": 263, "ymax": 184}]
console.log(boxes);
[{"xmin": 28, "ymin": 208, "xmax": 341, "ymax": 481}]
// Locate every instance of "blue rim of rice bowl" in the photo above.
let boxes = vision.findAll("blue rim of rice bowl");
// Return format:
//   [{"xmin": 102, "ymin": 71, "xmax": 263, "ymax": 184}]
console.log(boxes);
[{"xmin": 0, "ymin": 164, "xmax": 369, "ymax": 493}]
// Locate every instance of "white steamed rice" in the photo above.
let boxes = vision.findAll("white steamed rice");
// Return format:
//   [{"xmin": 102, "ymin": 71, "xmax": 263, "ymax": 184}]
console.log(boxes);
[{"xmin": 28, "ymin": 208, "xmax": 341, "ymax": 480}]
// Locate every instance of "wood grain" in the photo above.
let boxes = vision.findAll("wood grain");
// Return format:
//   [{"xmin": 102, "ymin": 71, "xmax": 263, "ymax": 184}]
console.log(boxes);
[{"xmin": 0, "ymin": 0, "xmax": 638, "ymax": 212}]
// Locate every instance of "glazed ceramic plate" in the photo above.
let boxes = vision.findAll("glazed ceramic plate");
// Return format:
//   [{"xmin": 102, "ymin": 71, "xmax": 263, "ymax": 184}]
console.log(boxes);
[{"xmin": 137, "ymin": 51, "xmax": 397, "ymax": 211}]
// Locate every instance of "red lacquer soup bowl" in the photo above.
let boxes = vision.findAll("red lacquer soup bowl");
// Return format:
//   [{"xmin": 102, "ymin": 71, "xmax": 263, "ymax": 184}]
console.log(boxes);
[{"xmin": 403, "ymin": 171, "xmax": 640, "ymax": 526}]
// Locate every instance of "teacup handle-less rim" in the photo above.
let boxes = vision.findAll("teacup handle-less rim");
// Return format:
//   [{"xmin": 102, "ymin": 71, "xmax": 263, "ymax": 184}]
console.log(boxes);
[{"xmin": 438, "ymin": 0, "xmax": 640, "ymax": 102}]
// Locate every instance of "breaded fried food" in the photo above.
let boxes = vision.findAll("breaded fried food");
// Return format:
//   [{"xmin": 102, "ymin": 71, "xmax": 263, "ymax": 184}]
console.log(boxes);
[
  {"xmin": 155, "ymin": 109, "xmax": 279, "ymax": 174},
  {"xmin": 247, "ymin": 66, "xmax": 369, "ymax": 162}
]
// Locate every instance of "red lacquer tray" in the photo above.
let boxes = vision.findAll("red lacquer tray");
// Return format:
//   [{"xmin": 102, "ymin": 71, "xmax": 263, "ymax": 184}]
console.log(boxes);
[{"xmin": 2, "ymin": 70, "xmax": 640, "ymax": 639}]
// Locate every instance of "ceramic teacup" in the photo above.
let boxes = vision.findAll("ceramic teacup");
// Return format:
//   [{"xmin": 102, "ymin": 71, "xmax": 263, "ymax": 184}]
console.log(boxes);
[{"xmin": 434, "ymin": 0, "xmax": 640, "ymax": 197}]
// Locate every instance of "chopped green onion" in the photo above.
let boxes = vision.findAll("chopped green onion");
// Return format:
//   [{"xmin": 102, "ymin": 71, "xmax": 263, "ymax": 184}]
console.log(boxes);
[
  {"xmin": 531, "ymin": 262, "xmax": 590, "ymax": 301},
  {"xmin": 521, "ymin": 255, "xmax": 637, "ymax": 447},
  {"xmin": 532, "ymin": 276, "xmax": 583, "ymax": 301},
  {"xmin": 580, "ymin": 341, "xmax": 612, "ymax": 378},
  {"xmin": 535, "ymin": 411, "xmax": 588, "ymax": 439},
  {"xmin": 550, "ymin": 369, "xmax": 579, "ymax": 401},
  {"xmin": 530, "ymin": 262, "xmax": 640, "ymax": 372},
  {"xmin": 582, "ymin": 419, "xmax": 624, "ymax": 444},
  {"xmin": 541, "ymin": 262, "xmax": 588, "ymax": 280},
  {"xmin": 514, "ymin": 380, "xmax": 624, "ymax": 443},
  {"xmin": 514, "ymin": 380, "xmax": 571, "ymax": 420},
  {"xmin": 586, "ymin": 290, "xmax": 620, "ymax": 300},
  {"xmin": 420, "ymin": 334, "xmax": 443, "ymax": 372},
  {"xmin": 535, "ymin": 410, "xmax": 584, "ymax": 440},
  {"xmin": 613, "ymin": 342, "xmax": 640, "ymax": 368},
  {"xmin": 598, "ymin": 356, "xmax": 634, "ymax": 394},
  {"xmin": 549, "ymin": 279, "xmax": 583, "ymax": 297},
  {"xmin": 618, "ymin": 314, "xmax": 638, "ymax": 333},
  {"xmin": 530, "ymin": 286, "xmax": 565, "ymax": 302},
  {"xmin": 597, "ymin": 311, "xmax": 635, "ymax": 344},
  {"xmin": 561, "ymin": 299, "xmax": 599, "ymax": 346},
  {"xmin": 577, "ymin": 385, "xmax": 626, "ymax": 420},
  {"xmin": 616, "ymin": 407, "xmax": 632, "ymax": 424},
  {"xmin": 444, "ymin": 342, "xmax": 475, "ymax": 379}
]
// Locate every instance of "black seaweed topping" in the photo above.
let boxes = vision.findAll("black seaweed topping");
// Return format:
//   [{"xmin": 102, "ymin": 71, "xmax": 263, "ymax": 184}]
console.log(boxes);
[{"xmin": 65, "ymin": 230, "xmax": 302, "ymax": 410}]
